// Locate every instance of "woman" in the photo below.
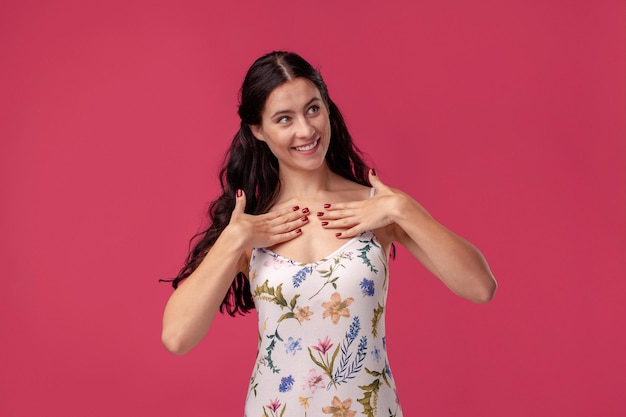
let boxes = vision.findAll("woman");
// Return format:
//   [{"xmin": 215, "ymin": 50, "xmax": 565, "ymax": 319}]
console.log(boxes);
[{"xmin": 162, "ymin": 51, "xmax": 496, "ymax": 417}]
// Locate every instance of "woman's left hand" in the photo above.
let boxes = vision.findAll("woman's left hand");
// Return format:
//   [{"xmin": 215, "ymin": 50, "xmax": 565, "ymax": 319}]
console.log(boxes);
[{"xmin": 320, "ymin": 169, "xmax": 406, "ymax": 238}]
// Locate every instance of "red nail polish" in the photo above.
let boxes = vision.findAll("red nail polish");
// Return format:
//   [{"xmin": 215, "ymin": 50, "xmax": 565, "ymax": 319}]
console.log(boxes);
[
  {"xmin": 302, "ymin": 216, "xmax": 308, "ymax": 222},
  {"xmin": 322, "ymin": 221, "xmax": 328, "ymax": 226},
  {"xmin": 292, "ymin": 205, "xmax": 300, "ymax": 211},
  {"xmin": 316, "ymin": 212, "xmax": 324, "ymax": 217},
  {"xmin": 324, "ymin": 203, "xmax": 331, "ymax": 209},
  {"xmin": 302, "ymin": 208, "xmax": 310, "ymax": 214},
  {"xmin": 236, "ymin": 189, "xmax": 242, "ymax": 197},
  {"xmin": 296, "ymin": 228, "xmax": 302, "ymax": 234},
  {"xmin": 335, "ymin": 232, "xmax": 342, "ymax": 237}
]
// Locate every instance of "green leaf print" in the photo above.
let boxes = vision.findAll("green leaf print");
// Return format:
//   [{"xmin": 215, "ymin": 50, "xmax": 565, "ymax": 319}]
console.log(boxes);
[
  {"xmin": 357, "ymin": 366, "xmax": 392, "ymax": 417},
  {"xmin": 265, "ymin": 328, "xmax": 283, "ymax": 374},
  {"xmin": 308, "ymin": 254, "xmax": 349, "ymax": 299},
  {"xmin": 307, "ymin": 341, "xmax": 341, "ymax": 389},
  {"xmin": 371, "ymin": 302, "xmax": 384, "ymax": 338},
  {"xmin": 255, "ymin": 280, "xmax": 302, "ymax": 323},
  {"xmin": 357, "ymin": 237, "xmax": 380, "ymax": 273}
]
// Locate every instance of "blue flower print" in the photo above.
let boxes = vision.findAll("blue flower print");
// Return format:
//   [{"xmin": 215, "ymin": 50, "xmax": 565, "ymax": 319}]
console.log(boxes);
[
  {"xmin": 372, "ymin": 346, "xmax": 381, "ymax": 362},
  {"xmin": 284, "ymin": 337, "xmax": 302, "ymax": 355},
  {"xmin": 385, "ymin": 362, "xmax": 393, "ymax": 380},
  {"xmin": 278, "ymin": 375, "xmax": 295, "ymax": 392},
  {"xmin": 347, "ymin": 316, "xmax": 361, "ymax": 344},
  {"xmin": 360, "ymin": 278, "xmax": 375, "ymax": 296},
  {"xmin": 292, "ymin": 266, "xmax": 312, "ymax": 288}
]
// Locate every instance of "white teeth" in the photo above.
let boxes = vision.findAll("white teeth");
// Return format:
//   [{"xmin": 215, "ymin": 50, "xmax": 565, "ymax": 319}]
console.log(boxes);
[{"xmin": 295, "ymin": 139, "xmax": 318, "ymax": 151}]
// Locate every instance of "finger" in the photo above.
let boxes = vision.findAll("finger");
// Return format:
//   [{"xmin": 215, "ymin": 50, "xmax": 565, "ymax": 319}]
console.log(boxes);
[
  {"xmin": 274, "ymin": 213, "xmax": 310, "ymax": 233},
  {"xmin": 319, "ymin": 208, "xmax": 357, "ymax": 220},
  {"xmin": 266, "ymin": 204, "xmax": 308, "ymax": 220},
  {"xmin": 321, "ymin": 217, "xmax": 358, "ymax": 229},
  {"xmin": 335, "ymin": 224, "xmax": 363, "ymax": 239},
  {"xmin": 368, "ymin": 168, "xmax": 387, "ymax": 190},
  {"xmin": 268, "ymin": 227, "xmax": 303, "ymax": 246},
  {"xmin": 233, "ymin": 189, "xmax": 246, "ymax": 214},
  {"xmin": 267, "ymin": 208, "xmax": 310, "ymax": 229}
]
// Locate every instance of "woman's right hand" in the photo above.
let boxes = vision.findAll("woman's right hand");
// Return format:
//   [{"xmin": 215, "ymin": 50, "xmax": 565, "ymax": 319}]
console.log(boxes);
[{"xmin": 227, "ymin": 189, "xmax": 308, "ymax": 249}]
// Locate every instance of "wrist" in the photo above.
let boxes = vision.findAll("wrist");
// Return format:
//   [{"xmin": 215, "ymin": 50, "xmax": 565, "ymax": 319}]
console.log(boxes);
[
  {"xmin": 390, "ymin": 193, "xmax": 431, "ymax": 225},
  {"xmin": 220, "ymin": 223, "xmax": 250, "ymax": 252}
]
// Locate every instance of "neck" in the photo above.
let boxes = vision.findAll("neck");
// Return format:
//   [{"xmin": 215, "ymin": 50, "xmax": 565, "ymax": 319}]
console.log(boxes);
[{"xmin": 277, "ymin": 163, "xmax": 337, "ymax": 200}]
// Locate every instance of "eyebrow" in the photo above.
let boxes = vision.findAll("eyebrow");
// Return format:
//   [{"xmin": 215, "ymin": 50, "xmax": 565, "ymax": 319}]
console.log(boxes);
[{"xmin": 270, "ymin": 97, "xmax": 321, "ymax": 119}]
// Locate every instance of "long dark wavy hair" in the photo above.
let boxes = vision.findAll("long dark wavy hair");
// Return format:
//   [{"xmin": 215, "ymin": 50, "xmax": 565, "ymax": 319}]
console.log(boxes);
[{"xmin": 166, "ymin": 51, "xmax": 372, "ymax": 316}]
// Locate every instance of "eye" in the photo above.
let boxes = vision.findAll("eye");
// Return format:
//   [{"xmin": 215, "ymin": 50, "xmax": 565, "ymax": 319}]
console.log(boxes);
[
  {"xmin": 307, "ymin": 105, "xmax": 320, "ymax": 115},
  {"xmin": 277, "ymin": 116, "xmax": 291, "ymax": 124}
]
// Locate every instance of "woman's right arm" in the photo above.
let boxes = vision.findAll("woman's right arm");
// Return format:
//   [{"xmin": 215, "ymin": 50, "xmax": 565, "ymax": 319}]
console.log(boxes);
[{"xmin": 161, "ymin": 190, "xmax": 307, "ymax": 355}]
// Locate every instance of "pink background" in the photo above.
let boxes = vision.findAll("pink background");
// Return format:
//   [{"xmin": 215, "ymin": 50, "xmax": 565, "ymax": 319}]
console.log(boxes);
[{"xmin": 2, "ymin": 0, "xmax": 624, "ymax": 416}]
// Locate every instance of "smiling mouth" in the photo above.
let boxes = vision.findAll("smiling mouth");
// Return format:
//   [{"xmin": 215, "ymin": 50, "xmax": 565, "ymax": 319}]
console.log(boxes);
[{"xmin": 294, "ymin": 138, "xmax": 319, "ymax": 152}]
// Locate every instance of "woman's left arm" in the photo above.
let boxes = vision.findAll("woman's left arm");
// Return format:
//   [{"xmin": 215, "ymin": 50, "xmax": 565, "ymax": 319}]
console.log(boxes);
[{"xmin": 322, "ymin": 169, "xmax": 497, "ymax": 303}]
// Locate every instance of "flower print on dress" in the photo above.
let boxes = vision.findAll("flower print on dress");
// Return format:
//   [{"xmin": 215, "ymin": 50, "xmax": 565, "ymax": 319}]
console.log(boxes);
[
  {"xmin": 372, "ymin": 346, "xmax": 381, "ymax": 362},
  {"xmin": 309, "ymin": 336, "xmax": 340, "ymax": 389},
  {"xmin": 260, "ymin": 249, "xmax": 294, "ymax": 269},
  {"xmin": 284, "ymin": 337, "xmax": 302, "ymax": 355},
  {"xmin": 322, "ymin": 292, "xmax": 354, "ymax": 324},
  {"xmin": 278, "ymin": 375, "xmax": 295, "ymax": 392},
  {"xmin": 292, "ymin": 266, "xmax": 312, "ymax": 288},
  {"xmin": 294, "ymin": 306, "xmax": 314, "ymax": 323},
  {"xmin": 359, "ymin": 278, "xmax": 375, "ymax": 296},
  {"xmin": 263, "ymin": 397, "xmax": 285, "ymax": 417},
  {"xmin": 303, "ymin": 368, "xmax": 325, "ymax": 393},
  {"xmin": 322, "ymin": 396, "xmax": 357, "ymax": 417},
  {"xmin": 385, "ymin": 362, "xmax": 393, "ymax": 380},
  {"xmin": 333, "ymin": 317, "xmax": 368, "ymax": 387},
  {"xmin": 298, "ymin": 396, "xmax": 311, "ymax": 410},
  {"xmin": 312, "ymin": 336, "xmax": 334, "ymax": 355}
]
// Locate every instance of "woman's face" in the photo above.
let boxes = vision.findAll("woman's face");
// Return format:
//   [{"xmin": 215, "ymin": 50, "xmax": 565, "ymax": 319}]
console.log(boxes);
[{"xmin": 251, "ymin": 77, "xmax": 331, "ymax": 174}]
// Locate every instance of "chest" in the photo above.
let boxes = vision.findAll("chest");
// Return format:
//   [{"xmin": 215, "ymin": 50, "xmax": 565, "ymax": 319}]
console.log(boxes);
[{"xmin": 269, "ymin": 214, "xmax": 348, "ymax": 264}]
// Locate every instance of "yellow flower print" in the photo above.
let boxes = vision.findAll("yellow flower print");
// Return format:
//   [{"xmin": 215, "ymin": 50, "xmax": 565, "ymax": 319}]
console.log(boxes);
[
  {"xmin": 322, "ymin": 396, "xmax": 356, "ymax": 417},
  {"xmin": 322, "ymin": 292, "xmax": 354, "ymax": 324},
  {"xmin": 298, "ymin": 396, "xmax": 311, "ymax": 409},
  {"xmin": 294, "ymin": 306, "xmax": 314, "ymax": 323}
]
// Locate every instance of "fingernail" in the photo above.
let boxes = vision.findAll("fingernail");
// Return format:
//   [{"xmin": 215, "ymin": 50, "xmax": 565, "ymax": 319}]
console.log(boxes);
[
  {"xmin": 322, "ymin": 221, "xmax": 329, "ymax": 226},
  {"xmin": 371, "ymin": 168, "xmax": 377, "ymax": 176},
  {"xmin": 323, "ymin": 203, "xmax": 331, "ymax": 209},
  {"xmin": 316, "ymin": 212, "xmax": 324, "ymax": 217},
  {"xmin": 296, "ymin": 228, "xmax": 302, "ymax": 234},
  {"xmin": 301, "ymin": 216, "xmax": 308, "ymax": 222},
  {"xmin": 335, "ymin": 232, "xmax": 342, "ymax": 237},
  {"xmin": 236, "ymin": 189, "xmax": 242, "ymax": 197},
  {"xmin": 302, "ymin": 208, "xmax": 310, "ymax": 214},
  {"xmin": 292, "ymin": 205, "xmax": 300, "ymax": 211}
]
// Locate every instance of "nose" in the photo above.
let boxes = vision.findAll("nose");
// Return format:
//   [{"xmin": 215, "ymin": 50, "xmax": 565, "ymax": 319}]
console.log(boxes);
[{"xmin": 294, "ymin": 116, "xmax": 315, "ymax": 139}]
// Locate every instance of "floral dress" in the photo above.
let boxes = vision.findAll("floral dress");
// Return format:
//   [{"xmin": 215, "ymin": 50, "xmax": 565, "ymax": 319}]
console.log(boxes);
[{"xmin": 245, "ymin": 230, "xmax": 402, "ymax": 417}]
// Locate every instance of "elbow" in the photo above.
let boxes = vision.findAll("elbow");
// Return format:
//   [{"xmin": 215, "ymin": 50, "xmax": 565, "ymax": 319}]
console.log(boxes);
[
  {"xmin": 161, "ymin": 330, "xmax": 192, "ymax": 355},
  {"xmin": 472, "ymin": 277, "xmax": 497, "ymax": 304}
]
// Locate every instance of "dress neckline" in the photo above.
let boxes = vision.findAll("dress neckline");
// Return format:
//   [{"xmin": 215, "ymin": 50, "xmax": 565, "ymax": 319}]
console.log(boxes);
[{"xmin": 256, "ymin": 230, "xmax": 373, "ymax": 266}]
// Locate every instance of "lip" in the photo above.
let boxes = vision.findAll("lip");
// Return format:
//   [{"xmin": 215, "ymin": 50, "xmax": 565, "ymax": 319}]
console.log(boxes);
[{"xmin": 293, "ymin": 138, "xmax": 320, "ymax": 153}]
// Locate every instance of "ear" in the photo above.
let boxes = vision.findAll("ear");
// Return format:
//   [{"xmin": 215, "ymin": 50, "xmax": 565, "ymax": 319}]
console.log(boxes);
[{"xmin": 250, "ymin": 124, "xmax": 265, "ymax": 142}]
